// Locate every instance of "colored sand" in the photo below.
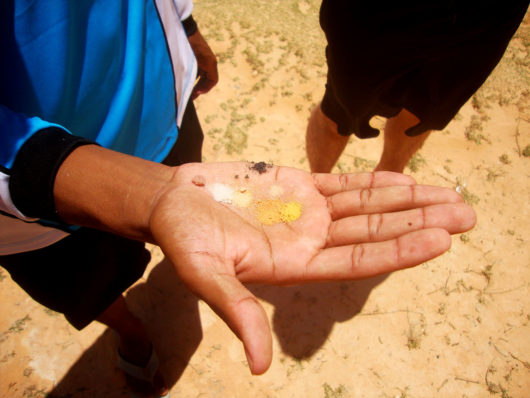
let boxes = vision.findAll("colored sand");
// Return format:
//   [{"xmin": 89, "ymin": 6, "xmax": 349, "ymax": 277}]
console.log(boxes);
[
  {"xmin": 208, "ymin": 183, "xmax": 234, "ymax": 204},
  {"xmin": 233, "ymin": 189, "xmax": 253, "ymax": 208},
  {"xmin": 255, "ymin": 199, "xmax": 302, "ymax": 225},
  {"xmin": 207, "ymin": 183, "xmax": 302, "ymax": 225}
]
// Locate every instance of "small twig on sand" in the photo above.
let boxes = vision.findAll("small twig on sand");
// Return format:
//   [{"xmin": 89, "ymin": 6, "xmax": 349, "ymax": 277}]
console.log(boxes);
[
  {"xmin": 509, "ymin": 352, "xmax": 530, "ymax": 370},
  {"xmin": 485, "ymin": 284, "xmax": 526, "ymax": 295},
  {"xmin": 455, "ymin": 376, "xmax": 480, "ymax": 384},
  {"xmin": 515, "ymin": 121, "xmax": 521, "ymax": 157}
]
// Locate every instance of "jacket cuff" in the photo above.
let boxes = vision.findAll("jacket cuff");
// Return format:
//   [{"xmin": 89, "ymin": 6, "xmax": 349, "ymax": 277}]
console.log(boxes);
[
  {"xmin": 182, "ymin": 14, "xmax": 198, "ymax": 37},
  {"xmin": 9, "ymin": 128, "xmax": 96, "ymax": 221}
]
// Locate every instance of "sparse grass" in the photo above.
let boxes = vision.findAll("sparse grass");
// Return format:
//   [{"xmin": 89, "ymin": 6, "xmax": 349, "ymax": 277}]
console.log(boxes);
[
  {"xmin": 43, "ymin": 308, "xmax": 59, "ymax": 317},
  {"xmin": 353, "ymin": 157, "xmax": 377, "ymax": 171},
  {"xmin": 21, "ymin": 386, "xmax": 47, "ymax": 398},
  {"xmin": 460, "ymin": 234, "xmax": 470, "ymax": 243},
  {"xmin": 499, "ymin": 154, "xmax": 511, "ymax": 164},
  {"xmin": 0, "ymin": 350, "xmax": 16, "ymax": 363},
  {"xmin": 323, "ymin": 383, "xmax": 347, "ymax": 398},
  {"xmin": 222, "ymin": 122, "xmax": 248, "ymax": 154},
  {"xmin": 464, "ymin": 115, "xmax": 491, "ymax": 144},
  {"xmin": 8, "ymin": 315, "xmax": 31, "ymax": 334},
  {"xmin": 485, "ymin": 366, "xmax": 512, "ymax": 398},
  {"xmin": 195, "ymin": 0, "xmax": 325, "ymax": 73},
  {"xmin": 407, "ymin": 153, "xmax": 426, "ymax": 172},
  {"xmin": 242, "ymin": 47, "xmax": 265, "ymax": 73},
  {"xmin": 461, "ymin": 188, "xmax": 480, "ymax": 205},
  {"xmin": 406, "ymin": 312, "xmax": 426, "ymax": 350},
  {"xmin": 481, "ymin": 264, "xmax": 494, "ymax": 285},
  {"xmin": 336, "ymin": 162, "xmax": 350, "ymax": 173},
  {"xmin": 456, "ymin": 180, "xmax": 480, "ymax": 205},
  {"xmin": 487, "ymin": 168, "xmax": 505, "ymax": 182}
]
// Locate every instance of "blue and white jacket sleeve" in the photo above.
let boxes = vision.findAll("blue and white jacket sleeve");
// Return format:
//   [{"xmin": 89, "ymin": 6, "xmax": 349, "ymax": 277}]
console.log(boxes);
[
  {"xmin": 155, "ymin": 0, "xmax": 198, "ymax": 126},
  {"xmin": 0, "ymin": 106, "xmax": 95, "ymax": 255}
]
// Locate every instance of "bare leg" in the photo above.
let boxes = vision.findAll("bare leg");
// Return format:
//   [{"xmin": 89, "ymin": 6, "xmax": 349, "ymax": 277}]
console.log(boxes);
[
  {"xmin": 97, "ymin": 295, "xmax": 169, "ymax": 396},
  {"xmin": 306, "ymin": 102, "xmax": 350, "ymax": 173},
  {"xmin": 375, "ymin": 108, "xmax": 431, "ymax": 173}
]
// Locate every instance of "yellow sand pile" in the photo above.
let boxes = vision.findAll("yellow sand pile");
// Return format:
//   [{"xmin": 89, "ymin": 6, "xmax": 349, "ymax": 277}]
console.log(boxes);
[{"xmin": 254, "ymin": 199, "xmax": 302, "ymax": 225}]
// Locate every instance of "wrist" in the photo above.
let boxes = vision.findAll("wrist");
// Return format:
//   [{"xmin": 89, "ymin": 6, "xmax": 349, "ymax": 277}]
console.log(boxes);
[
  {"xmin": 54, "ymin": 145, "xmax": 177, "ymax": 243},
  {"xmin": 181, "ymin": 14, "xmax": 198, "ymax": 37}
]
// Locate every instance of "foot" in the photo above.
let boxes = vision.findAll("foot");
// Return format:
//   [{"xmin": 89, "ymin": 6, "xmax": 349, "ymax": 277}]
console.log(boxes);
[{"xmin": 118, "ymin": 332, "xmax": 169, "ymax": 397}]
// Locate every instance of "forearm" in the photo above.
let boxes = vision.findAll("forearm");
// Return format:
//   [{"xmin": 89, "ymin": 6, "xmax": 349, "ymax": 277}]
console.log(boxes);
[{"xmin": 54, "ymin": 145, "xmax": 176, "ymax": 243}]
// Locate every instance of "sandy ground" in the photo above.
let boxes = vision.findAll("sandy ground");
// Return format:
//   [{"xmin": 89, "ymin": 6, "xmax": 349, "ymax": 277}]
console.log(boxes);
[{"xmin": 1, "ymin": 2, "xmax": 529, "ymax": 398}]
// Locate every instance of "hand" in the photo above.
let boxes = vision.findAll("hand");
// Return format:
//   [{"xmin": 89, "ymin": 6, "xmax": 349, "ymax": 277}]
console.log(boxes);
[
  {"xmin": 148, "ymin": 162, "xmax": 476, "ymax": 375},
  {"xmin": 188, "ymin": 29, "xmax": 218, "ymax": 99}
]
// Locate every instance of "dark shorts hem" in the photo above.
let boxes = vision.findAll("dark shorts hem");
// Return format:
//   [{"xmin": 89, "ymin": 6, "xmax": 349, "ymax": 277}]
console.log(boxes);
[
  {"xmin": 319, "ymin": 1, "xmax": 528, "ymax": 139},
  {"xmin": 0, "ymin": 228, "xmax": 150, "ymax": 330}
]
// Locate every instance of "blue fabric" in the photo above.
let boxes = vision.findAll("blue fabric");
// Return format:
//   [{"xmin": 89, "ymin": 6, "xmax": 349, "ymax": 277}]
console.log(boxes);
[
  {"xmin": 0, "ymin": 106, "xmax": 71, "ymax": 168},
  {"xmin": 1, "ymin": 0, "xmax": 179, "ymax": 169}
]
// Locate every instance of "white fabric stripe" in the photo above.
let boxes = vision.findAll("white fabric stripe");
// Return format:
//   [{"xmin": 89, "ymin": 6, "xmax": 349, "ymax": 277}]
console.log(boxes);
[
  {"xmin": 0, "ymin": 171, "xmax": 37, "ymax": 221},
  {"xmin": 155, "ymin": 0, "xmax": 197, "ymax": 127},
  {"xmin": 0, "ymin": 214, "xmax": 69, "ymax": 255},
  {"xmin": 173, "ymin": 0, "xmax": 194, "ymax": 20},
  {"xmin": 1, "ymin": 171, "xmax": 69, "ymax": 255}
]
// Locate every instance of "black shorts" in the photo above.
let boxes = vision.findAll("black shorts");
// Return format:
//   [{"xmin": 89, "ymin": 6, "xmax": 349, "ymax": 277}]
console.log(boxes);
[
  {"xmin": 0, "ymin": 101, "xmax": 204, "ymax": 329},
  {"xmin": 320, "ymin": 1, "xmax": 528, "ymax": 138}
]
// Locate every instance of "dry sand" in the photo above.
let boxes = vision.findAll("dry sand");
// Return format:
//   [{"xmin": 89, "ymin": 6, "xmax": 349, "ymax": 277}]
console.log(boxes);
[{"xmin": 1, "ymin": 2, "xmax": 529, "ymax": 397}]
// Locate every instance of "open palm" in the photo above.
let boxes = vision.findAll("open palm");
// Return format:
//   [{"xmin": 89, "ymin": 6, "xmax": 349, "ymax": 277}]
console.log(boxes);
[{"xmin": 149, "ymin": 162, "xmax": 475, "ymax": 374}]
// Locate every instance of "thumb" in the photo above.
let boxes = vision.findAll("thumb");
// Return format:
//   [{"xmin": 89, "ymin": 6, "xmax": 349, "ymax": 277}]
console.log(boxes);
[{"xmin": 191, "ymin": 271, "xmax": 273, "ymax": 375}]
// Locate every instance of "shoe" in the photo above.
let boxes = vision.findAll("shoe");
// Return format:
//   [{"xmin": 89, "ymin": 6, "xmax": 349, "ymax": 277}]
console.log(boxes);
[{"xmin": 117, "ymin": 346, "xmax": 170, "ymax": 398}]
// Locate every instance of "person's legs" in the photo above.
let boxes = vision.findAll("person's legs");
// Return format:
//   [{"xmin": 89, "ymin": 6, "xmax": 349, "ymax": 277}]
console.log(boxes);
[
  {"xmin": 97, "ymin": 295, "xmax": 169, "ymax": 396},
  {"xmin": 306, "ymin": 104, "xmax": 430, "ymax": 174},
  {"xmin": 375, "ymin": 108, "xmax": 431, "ymax": 173},
  {"xmin": 306, "ymin": 102, "xmax": 350, "ymax": 173}
]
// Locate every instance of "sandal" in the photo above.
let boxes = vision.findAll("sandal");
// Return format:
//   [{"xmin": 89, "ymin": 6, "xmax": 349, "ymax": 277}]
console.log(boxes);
[{"xmin": 117, "ymin": 346, "xmax": 170, "ymax": 398}]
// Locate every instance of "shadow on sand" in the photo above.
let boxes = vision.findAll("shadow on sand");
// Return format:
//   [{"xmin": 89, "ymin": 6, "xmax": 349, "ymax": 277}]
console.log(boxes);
[
  {"xmin": 47, "ymin": 257, "xmax": 387, "ymax": 396},
  {"xmin": 252, "ymin": 274, "xmax": 388, "ymax": 359},
  {"xmin": 47, "ymin": 258, "xmax": 202, "ymax": 397}
]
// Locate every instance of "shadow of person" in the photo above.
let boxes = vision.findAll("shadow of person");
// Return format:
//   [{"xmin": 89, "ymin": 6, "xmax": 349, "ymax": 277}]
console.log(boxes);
[
  {"xmin": 48, "ymin": 257, "xmax": 202, "ymax": 397},
  {"xmin": 250, "ymin": 274, "xmax": 388, "ymax": 359}
]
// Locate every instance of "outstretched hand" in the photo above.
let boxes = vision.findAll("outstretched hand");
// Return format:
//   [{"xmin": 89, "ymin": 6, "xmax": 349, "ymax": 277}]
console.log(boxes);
[{"xmin": 149, "ymin": 162, "xmax": 476, "ymax": 375}]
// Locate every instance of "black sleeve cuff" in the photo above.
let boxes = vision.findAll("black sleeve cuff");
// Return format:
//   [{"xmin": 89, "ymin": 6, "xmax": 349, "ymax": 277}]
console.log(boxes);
[
  {"xmin": 182, "ymin": 14, "xmax": 198, "ymax": 37},
  {"xmin": 9, "ymin": 128, "xmax": 96, "ymax": 221}
]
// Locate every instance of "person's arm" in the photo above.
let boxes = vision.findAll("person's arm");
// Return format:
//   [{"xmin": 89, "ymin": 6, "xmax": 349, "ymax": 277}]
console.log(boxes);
[
  {"xmin": 175, "ymin": 0, "xmax": 218, "ymax": 99},
  {"xmin": 49, "ymin": 145, "xmax": 476, "ymax": 375},
  {"xmin": 0, "ymin": 106, "xmax": 90, "ymax": 222},
  {"xmin": 53, "ymin": 144, "xmax": 173, "ymax": 242},
  {"xmin": 187, "ymin": 27, "xmax": 219, "ymax": 99}
]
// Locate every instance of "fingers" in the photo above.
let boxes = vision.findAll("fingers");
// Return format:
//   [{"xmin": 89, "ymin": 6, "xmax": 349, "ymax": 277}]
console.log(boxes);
[
  {"xmin": 183, "ymin": 268, "xmax": 273, "ymax": 375},
  {"xmin": 192, "ymin": 71, "xmax": 218, "ymax": 99},
  {"xmin": 312, "ymin": 171, "xmax": 416, "ymax": 196},
  {"xmin": 307, "ymin": 228, "xmax": 451, "ymax": 281},
  {"xmin": 327, "ymin": 184, "xmax": 464, "ymax": 220},
  {"xmin": 326, "ymin": 202, "xmax": 476, "ymax": 246}
]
